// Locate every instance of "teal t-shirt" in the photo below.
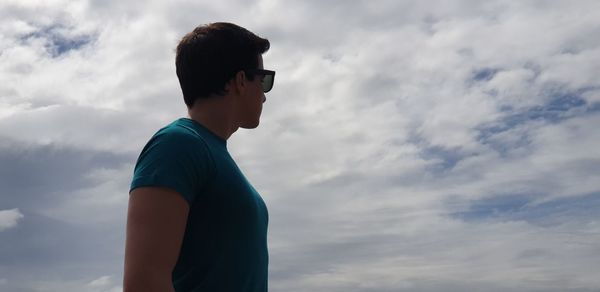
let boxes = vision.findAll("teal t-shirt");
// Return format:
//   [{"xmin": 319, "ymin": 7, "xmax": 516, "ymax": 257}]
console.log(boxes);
[{"xmin": 130, "ymin": 118, "xmax": 269, "ymax": 292}]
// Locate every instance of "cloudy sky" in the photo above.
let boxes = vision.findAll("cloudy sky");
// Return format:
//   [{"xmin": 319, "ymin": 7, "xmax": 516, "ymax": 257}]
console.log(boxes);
[{"xmin": 1, "ymin": 0, "xmax": 600, "ymax": 291}]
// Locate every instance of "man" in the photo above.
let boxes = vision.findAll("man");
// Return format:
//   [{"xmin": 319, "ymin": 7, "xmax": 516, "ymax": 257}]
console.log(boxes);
[{"xmin": 124, "ymin": 22, "xmax": 275, "ymax": 292}]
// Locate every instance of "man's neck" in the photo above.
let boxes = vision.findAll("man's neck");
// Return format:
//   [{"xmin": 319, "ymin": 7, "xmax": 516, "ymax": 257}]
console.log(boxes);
[{"xmin": 187, "ymin": 96, "xmax": 239, "ymax": 141}]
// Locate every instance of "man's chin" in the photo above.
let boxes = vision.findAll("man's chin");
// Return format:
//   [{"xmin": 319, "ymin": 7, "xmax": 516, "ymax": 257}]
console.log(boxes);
[{"xmin": 240, "ymin": 121, "xmax": 260, "ymax": 129}]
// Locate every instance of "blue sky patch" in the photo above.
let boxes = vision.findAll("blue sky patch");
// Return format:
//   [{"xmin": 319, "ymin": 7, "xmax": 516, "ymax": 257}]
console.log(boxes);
[
  {"xmin": 498, "ymin": 93, "xmax": 587, "ymax": 126},
  {"xmin": 450, "ymin": 194, "xmax": 533, "ymax": 221},
  {"xmin": 476, "ymin": 92, "xmax": 595, "ymax": 156},
  {"xmin": 472, "ymin": 68, "xmax": 499, "ymax": 82},
  {"xmin": 420, "ymin": 145, "xmax": 466, "ymax": 172},
  {"xmin": 408, "ymin": 132, "xmax": 475, "ymax": 173},
  {"xmin": 450, "ymin": 192, "xmax": 600, "ymax": 225},
  {"xmin": 21, "ymin": 25, "xmax": 95, "ymax": 58}
]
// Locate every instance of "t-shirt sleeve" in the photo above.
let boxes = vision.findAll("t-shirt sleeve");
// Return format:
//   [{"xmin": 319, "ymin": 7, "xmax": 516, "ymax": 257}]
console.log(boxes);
[{"xmin": 129, "ymin": 130, "xmax": 214, "ymax": 205}]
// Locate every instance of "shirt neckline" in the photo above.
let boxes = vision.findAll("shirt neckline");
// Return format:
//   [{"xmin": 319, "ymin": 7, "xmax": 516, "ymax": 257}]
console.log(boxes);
[{"xmin": 179, "ymin": 118, "xmax": 227, "ymax": 146}]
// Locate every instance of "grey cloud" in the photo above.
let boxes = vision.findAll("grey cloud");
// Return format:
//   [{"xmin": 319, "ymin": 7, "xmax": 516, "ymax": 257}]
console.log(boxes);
[
  {"xmin": 0, "ymin": 137, "xmax": 132, "ymax": 208},
  {"xmin": 0, "ymin": 211, "xmax": 124, "ymax": 291},
  {"xmin": 0, "ymin": 140, "xmax": 127, "ymax": 291}
]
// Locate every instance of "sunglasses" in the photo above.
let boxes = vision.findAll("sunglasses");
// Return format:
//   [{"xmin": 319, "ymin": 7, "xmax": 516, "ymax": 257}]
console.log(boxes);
[{"xmin": 245, "ymin": 69, "xmax": 276, "ymax": 93}]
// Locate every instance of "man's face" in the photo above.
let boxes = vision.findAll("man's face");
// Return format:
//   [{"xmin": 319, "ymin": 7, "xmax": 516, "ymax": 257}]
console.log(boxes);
[{"xmin": 238, "ymin": 55, "xmax": 267, "ymax": 129}]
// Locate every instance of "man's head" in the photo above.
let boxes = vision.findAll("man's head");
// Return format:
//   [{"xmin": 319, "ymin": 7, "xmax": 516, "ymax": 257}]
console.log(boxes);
[{"xmin": 175, "ymin": 22, "xmax": 271, "ymax": 108}]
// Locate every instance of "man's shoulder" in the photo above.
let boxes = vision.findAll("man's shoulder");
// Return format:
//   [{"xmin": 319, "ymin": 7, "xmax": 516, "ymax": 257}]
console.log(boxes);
[
  {"xmin": 131, "ymin": 119, "xmax": 218, "ymax": 204},
  {"xmin": 139, "ymin": 119, "xmax": 214, "ymax": 160},
  {"xmin": 154, "ymin": 119, "xmax": 207, "ymax": 143}
]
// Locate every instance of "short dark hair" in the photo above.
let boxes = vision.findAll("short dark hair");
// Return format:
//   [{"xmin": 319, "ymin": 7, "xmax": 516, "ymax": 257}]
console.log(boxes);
[{"xmin": 175, "ymin": 22, "xmax": 270, "ymax": 107}]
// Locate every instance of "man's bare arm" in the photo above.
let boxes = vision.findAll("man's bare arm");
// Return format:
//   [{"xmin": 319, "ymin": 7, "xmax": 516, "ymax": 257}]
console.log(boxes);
[{"xmin": 123, "ymin": 187, "xmax": 189, "ymax": 292}]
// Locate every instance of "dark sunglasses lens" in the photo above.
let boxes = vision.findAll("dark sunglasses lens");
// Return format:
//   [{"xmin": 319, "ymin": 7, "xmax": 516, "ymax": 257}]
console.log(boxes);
[{"xmin": 262, "ymin": 74, "xmax": 274, "ymax": 93}]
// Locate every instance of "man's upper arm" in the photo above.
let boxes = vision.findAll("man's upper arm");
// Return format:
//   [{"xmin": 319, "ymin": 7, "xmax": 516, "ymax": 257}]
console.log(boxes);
[{"xmin": 124, "ymin": 187, "xmax": 190, "ymax": 292}]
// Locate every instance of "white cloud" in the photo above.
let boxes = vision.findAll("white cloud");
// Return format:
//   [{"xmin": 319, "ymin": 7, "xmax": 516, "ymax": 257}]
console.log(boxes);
[
  {"xmin": 88, "ymin": 275, "xmax": 122, "ymax": 292},
  {"xmin": 0, "ymin": 208, "xmax": 24, "ymax": 231},
  {"xmin": 88, "ymin": 275, "xmax": 111, "ymax": 287}
]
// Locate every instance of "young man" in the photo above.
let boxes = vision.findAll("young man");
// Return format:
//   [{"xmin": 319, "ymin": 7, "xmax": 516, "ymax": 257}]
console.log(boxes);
[{"xmin": 124, "ymin": 22, "xmax": 275, "ymax": 292}]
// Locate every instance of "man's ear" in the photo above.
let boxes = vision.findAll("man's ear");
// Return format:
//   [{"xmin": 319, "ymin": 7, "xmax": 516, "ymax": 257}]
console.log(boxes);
[{"xmin": 231, "ymin": 70, "xmax": 247, "ymax": 95}]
